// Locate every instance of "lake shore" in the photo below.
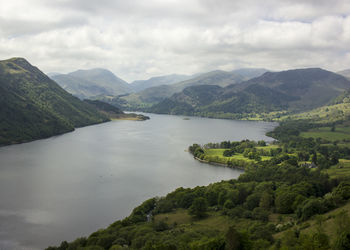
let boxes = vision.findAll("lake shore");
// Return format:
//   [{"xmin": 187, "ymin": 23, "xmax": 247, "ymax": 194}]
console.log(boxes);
[{"xmin": 194, "ymin": 156, "xmax": 245, "ymax": 170}]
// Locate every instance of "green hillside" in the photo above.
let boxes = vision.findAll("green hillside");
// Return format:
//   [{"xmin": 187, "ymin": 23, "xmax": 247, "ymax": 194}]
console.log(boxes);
[
  {"xmin": 0, "ymin": 58, "xmax": 109, "ymax": 145},
  {"xmin": 232, "ymin": 68, "xmax": 350, "ymax": 111},
  {"xmin": 287, "ymin": 90, "xmax": 350, "ymax": 124},
  {"xmin": 148, "ymin": 68, "xmax": 350, "ymax": 119}
]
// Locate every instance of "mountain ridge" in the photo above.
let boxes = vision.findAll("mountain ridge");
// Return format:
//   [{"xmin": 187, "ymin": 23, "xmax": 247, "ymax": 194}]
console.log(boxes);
[
  {"xmin": 0, "ymin": 57, "xmax": 109, "ymax": 146},
  {"xmin": 131, "ymin": 74, "xmax": 193, "ymax": 92},
  {"xmin": 114, "ymin": 68, "xmax": 268, "ymax": 110},
  {"xmin": 51, "ymin": 68, "xmax": 132, "ymax": 99},
  {"xmin": 148, "ymin": 68, "xmax": 350, "ymax": 118}
]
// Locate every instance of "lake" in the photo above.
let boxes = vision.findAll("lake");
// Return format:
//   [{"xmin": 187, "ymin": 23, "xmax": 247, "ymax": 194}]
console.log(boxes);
[{"xmin": 0, "ymin": 113, "xmax": 277, "ymax": 249}]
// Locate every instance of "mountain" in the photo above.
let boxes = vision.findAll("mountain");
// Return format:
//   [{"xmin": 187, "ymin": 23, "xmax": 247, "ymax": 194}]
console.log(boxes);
[
  {"xmin": 131, "ymin": 74, "xmax": 192, "ymax": 92},
  {"xmin": 114, "ymin": 68, "xmax": 268, "ymax": 110},
  {"xmin": 51, "ymin": 68, "xmax": 131, "ymax": 99},
  {"xmin": 0, "ymin": 58, "xmax": 109, "ymax": 146},
  {"xmin": 337, "ymin": 69, "xmax": 350, "ymax": 79},
  {"xmin": 149, "ymin": 68, "xmax": 350, "ymax": 118},
  {"xmin": 231, "ymin": 68, "xmax": 350, "ymax": 110}
]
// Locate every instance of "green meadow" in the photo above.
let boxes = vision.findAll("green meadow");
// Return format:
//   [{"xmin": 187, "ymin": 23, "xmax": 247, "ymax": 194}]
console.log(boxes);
[
  {"xmin": 325, "ymin": 159, "xmax": 350, "ymax": 179},
  {"xmin": 300, "ymin": 126, "xmax": 350, "ymax": 141},
  {"xmin": 203, "ymin": 148, "xmax": 273, "ymax": 164}
]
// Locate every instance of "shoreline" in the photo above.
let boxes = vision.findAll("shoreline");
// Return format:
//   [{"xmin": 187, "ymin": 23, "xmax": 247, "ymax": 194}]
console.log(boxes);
[{"xmin": 193, "ymin": 156, "xmax": 245, "ymax": 170}]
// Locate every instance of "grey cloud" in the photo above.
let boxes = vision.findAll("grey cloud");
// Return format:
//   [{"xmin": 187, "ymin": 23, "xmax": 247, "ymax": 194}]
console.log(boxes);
[
  {"xmin": 0, "ymin": 16, "xmax": 87, "ymax": 37},
  {"xmin": 0, "ymin": 0, "xmax": 350, "ymax": 81}
]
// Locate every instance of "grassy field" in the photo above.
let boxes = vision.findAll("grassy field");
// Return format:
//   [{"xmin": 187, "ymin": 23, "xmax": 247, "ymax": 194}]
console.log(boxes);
[
  {"xmin": 300, "ymin": 126, "xmax": 350, "ymax": 141},
  {"xmin": 154, "ymin": 209, "xmax": 257, "ymax": 237},
  {"xmin": 203, "ymin": 148, "xmax": 272, "ymax": 163},
  {"xmin": 256, "ymin": 144, "xmax": 280, "ymax": 151},
  {"xmin": 154, "ymin": 209, "xmax": 233, "ymax": 233},
  {"xmin": 324, "ymin": 159, "xmax": 350, "ymax": 179},
  {"xmin": 204, "ymin": 149, "xmax": 254, "ymax": 162}
]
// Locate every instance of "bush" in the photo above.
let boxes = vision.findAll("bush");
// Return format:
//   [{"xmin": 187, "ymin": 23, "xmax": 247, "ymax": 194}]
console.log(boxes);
[
  {"xmin": 296, "ymin": 198, "xmax": 326, "ymax": 221},
  {"xmin": 189, "ymin": 197, "xmax": 208, "ymax": 218},
  {"xmin": 153, "ymin": 220, "xmax": 169, "ymax": 232}
]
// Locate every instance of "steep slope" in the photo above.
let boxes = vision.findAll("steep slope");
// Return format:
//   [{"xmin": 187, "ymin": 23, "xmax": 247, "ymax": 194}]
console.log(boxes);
[
  {"xmin": 173, "ymin": 68, "xmax": 268, "ymax": 92},
  {"xmin": 52, "ymin": 68, "xmax": 131, "ymax": 99},
  {"xmin": 149, "ymin": 68, "xmax": 350, "ymax": 118},
  {"xmin": 151, "ymin": 84, "xmax": 296, "ymax": 116},
  {"xmin": 115, "ymin": 68, "xmax": 268, "ymax": 110},
  {"xmin": 288, "ymin": 89, "xmax": 350, "ymax": 124},
  {"xmin": 131, "ymin": 74, "xmax": 192, "ymax": 92},
  {"xmin": 150, "ymin": 85, "xmax": 223, "ymax": 114},
  {"xmin": 231, "ymin": 68, "xmax": 350, "ymax": 110},
  {"xmin": 0, "ymin": 58, "xmax": 109, "ymax": 145},
  {"xmin": 172, "ymin": 70, "xmax": 245, "ymax": 91}
]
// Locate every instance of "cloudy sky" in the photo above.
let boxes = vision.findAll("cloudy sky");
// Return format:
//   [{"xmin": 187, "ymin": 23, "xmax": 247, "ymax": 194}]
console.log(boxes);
[{"xmin": 1, "ymin": 0, "xmax": 350, "ymax": 82}]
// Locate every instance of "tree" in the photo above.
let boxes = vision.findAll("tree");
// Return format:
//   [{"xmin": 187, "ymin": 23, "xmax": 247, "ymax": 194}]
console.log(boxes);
[
  {"xmin": 333, "ymin": 182, "xmax": 350, "ymax": 201},
  {"xmin": 312, "ymin": 153, "xmax": 318, "ymax": 164},
  {"xmin": 244, "ymin": 193, "xmax": 261, "ymax": 210},
  {"xmin": 224, "ymin": 200, "xmax": 234, "ymax": 209},
  {"xmin": 275, "ymin": 190, "xmax": 296, "ymax": 214},
  {"xmin": 259, "ymin": 192, "xmax": 273, "ymax": 210},
  {"xmin": 331, "ymin": 124, "xmax": 336, "ymax": 132},
  {"xmin": 189, "ymin": 197, "xmax": 208, "ymax": 218},
  {"xmin": 296, "ymin": 198, "xmax": 325, "ymax": 221},
  {"xmin": 225, "ymin": 227, "xmax": 244, "ymax": 250}
]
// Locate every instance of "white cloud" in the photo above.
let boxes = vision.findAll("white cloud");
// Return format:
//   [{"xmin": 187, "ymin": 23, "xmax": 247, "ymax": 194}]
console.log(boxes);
[{"xmin": 0, "ymin": 0, "xmax": 349, "ymax": 81}]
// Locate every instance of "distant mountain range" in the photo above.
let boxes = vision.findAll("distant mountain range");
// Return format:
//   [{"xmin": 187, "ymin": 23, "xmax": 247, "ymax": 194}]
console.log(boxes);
[
  {"xmin": 130, "ymin": 74, "xmax": 194, "ymax": 92},
  {"xmin": 148, "ymin": 68, "xmax": 350, "ymax": 118},
  {"xmin": 51, "ymin": 68, "xmax": 132, "ymax": 99},
  {"xmin": 0, "ymin": 58, "xmax": 109, "ymax": 145},
  {"xmin": 44, "ymin": 64, "xmax": 350, "ymax": 121},
  {"xmin": 113, "ymin": 68, "xmax": 268, "ymax": 110}
]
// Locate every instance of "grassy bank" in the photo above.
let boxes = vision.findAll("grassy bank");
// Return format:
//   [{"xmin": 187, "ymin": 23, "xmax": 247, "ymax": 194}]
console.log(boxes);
[{"xmin": 189, "ymin": 142, "xmax": 279, "ymax": 169}]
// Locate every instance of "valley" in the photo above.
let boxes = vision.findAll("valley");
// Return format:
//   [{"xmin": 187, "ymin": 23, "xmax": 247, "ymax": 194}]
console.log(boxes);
[{"xmin": 2, "ymin": 56, "xmax": 350, "ymax": 249}]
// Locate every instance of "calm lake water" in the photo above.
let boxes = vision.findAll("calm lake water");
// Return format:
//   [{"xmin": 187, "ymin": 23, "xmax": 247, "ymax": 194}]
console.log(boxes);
[{"xmin": 0, "ymin": 113, "xmax": 277, "ymax": 249}]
